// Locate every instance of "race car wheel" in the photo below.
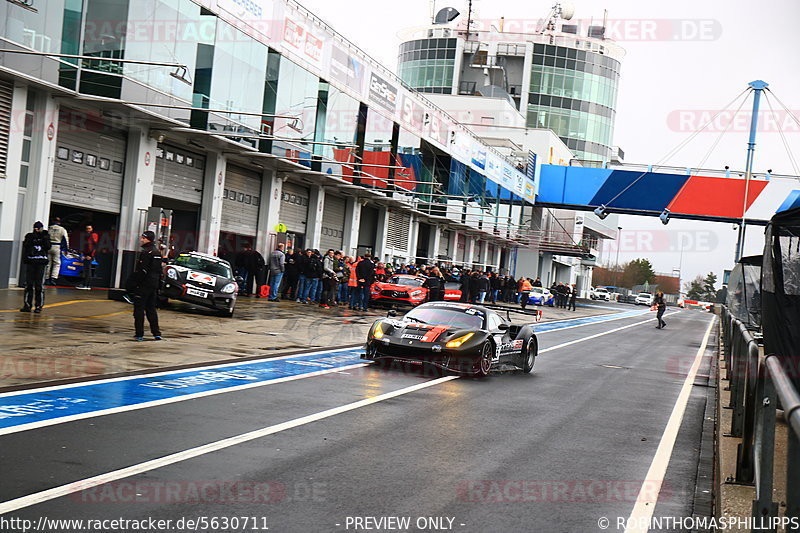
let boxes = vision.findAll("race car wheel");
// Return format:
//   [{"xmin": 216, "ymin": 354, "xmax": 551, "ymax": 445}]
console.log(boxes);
[
  {"xmin": 474, "ymin": 341, "xmax": 493, "ymax": 377},
  {"xmin": 220, "ymin": 303, "xmax": 235, "ymax": 318},
  {"xmin": 521, "ymin": 336, "xmax": 537, "ymax": 373}
]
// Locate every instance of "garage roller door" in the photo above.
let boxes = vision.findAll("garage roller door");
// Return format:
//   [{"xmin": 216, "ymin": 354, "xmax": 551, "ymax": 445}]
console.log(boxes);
[
  {"xmin": 440, "ymin": 230, "xmax": 451, "ymax": 259},
  {"xmin": 386, "ymin": 210, "xmax": 410, "ymax": 252},
  {"xmin": 456, "ymin": 233, "xmax": 466, "ymax": 262},
  {"xmin": 280, "ymin": 181, "xmax": 309, "ymax": 235},
  {"xmin": 154, "ymin": 144, "xmax": 205, "ymax": 204},
  {"xmin": 0, "ymin": 78, "xmax": 11, "ymax": 177},
  {"xmin": 221, "ymin": 165, "xmax": 261, "ymax": 236},
  {"xmin": 319, "ymin": 194, "xmax": 346, "ymax": 251},
  {"xmin": 52, "ymin": 109, "xmax": 126, "ymax": 213}
]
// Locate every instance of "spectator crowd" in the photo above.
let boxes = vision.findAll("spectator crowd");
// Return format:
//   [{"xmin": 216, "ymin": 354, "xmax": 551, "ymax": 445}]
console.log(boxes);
[{"xmin": 229, "ymin": 245, "xmax": 581, "ymax": 313}]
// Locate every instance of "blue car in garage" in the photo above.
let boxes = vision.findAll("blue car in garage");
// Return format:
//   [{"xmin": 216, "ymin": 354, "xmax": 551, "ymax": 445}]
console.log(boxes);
[{"xmin": 527, "ymin": 287, "xmax": 555, "ymax": 306}]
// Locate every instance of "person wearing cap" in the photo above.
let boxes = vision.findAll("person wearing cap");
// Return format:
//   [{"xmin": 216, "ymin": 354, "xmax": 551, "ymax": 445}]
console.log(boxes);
[
  {"xmin": 127, "ymin": 230, "xmax": 163, "ymax": 341},
  {"xmin": 45, "ymin": 217, "xmax": 69, "ymax": 286},
  {"xmin": 21, "ymin": 221, "xmax": 51, "ymax": 313}
]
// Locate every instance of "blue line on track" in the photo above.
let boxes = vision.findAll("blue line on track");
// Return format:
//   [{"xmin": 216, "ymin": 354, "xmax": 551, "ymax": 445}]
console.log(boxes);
[
  {"xmin": 0, "ymin": 309, "xmax": 650, "ymax": 432},
  {"xmin": 533, "ymin": 309, "xmax": 647, "ymax": 332}
]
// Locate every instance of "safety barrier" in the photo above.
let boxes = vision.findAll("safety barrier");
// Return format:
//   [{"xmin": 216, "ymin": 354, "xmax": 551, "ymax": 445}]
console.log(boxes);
[{"xmin": 720, "ymin": 305, "xmax": 800, "ymax": 530}]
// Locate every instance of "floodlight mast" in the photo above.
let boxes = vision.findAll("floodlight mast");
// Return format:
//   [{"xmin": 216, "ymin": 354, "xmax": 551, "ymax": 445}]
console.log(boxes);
[{"xmin": 734, "ymin": 80, "xmax": 769, "ymax": 262}]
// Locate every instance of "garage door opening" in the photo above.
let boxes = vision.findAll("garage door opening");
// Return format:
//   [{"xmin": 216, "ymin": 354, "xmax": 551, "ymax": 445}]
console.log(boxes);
[
  {"xmin": 218, "ymin": 231, "xmax": 255, "ymax": 266},
  {"xmin": 152, "ymin": 195, "xmax": 199, "ymax": 257},
  {"xmin": 48, "ymin": 203, "xmax": 118, "ymax": 288}
]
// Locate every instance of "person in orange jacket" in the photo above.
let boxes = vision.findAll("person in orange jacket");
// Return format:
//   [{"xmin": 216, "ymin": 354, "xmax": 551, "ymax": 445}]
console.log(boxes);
[
  {"xmin": 519, "ymin": 277, "xmax": 533, "ymax": 309},
  {"xmin": 348, "ymin": 256, "xmax": 360, "ymax": 309}
]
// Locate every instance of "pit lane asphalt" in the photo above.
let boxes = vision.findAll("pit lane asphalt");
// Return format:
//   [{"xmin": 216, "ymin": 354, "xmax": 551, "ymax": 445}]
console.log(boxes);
[{"xmin": 0, "ymin": 305, "xmax": 715, "ymax": 533}]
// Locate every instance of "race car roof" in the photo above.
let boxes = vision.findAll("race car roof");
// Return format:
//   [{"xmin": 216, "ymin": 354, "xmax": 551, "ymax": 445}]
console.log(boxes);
[{"xmin": 178, "ymin": 251, "xmax": 231, "ymax": 265}]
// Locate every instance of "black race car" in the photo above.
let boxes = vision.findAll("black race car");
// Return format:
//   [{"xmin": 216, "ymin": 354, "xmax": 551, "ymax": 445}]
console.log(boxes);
[
  {"xmin": 363, "ymin": 301, "xmax": 538, "ymax": 377},
  {"xmin": 160, "ymin": 252, "xmax": 240, "ymax": 317}
]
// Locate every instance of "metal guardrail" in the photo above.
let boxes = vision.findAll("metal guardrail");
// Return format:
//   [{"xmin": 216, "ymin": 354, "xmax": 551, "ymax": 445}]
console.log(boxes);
[{"xmin": 720, "ymin": 305, "xmax": 800, "ymax": 531}]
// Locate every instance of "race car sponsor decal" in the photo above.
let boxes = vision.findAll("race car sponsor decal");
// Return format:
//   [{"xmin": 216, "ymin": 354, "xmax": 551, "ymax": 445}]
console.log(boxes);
[
  {"xmin": 421, "ymin": 325, "xmax": 449, "ymax": 342},
  {"xmin": 188, "ymin": 271, "xmax": 216, "ymax": 286},
  {"xmin": 499, "ymin": 339, "xmax": 524, "ymax": 353}
]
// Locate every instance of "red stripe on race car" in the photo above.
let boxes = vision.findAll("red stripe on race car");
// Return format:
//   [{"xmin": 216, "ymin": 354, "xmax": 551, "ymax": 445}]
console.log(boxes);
[{"xmin": 421, "ymin": 325, "xmax": 449, "ymax": 343}]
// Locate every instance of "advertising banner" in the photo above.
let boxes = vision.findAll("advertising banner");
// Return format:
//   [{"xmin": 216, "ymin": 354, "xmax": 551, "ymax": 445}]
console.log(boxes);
[
  {"xmin": 329, "ymin": 45, "xmax": 365, "ymax": 94},
  {"xmin": 367, "ymin": 72, "xmax": 398, "ymax": 114}
]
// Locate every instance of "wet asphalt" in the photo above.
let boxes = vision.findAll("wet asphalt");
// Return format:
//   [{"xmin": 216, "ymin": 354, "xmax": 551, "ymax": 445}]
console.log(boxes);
[{"xmin": 0, "ymin": 297, "xmax": 716, "ymax": 533}]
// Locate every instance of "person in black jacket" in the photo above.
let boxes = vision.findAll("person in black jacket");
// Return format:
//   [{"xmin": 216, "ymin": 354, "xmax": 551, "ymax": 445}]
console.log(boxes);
[
  {"xmin": 21, "ymin": 221, "xmax": 51, "ymax": 313},
  {"xmin": 423, "ymin": 267, "xmax": 445, "ymax": 302},
  {"xmin": 475, "ymin": 272, "xmax": 490, "ymax": 304},
  {"xmin": 302, "ymin": 249, "xmax": 323, "ymax": 303},
  {"xmin": 654, "ymin": 291, "xmax": 667, "ymax": 329},
  {"xmin": 489, "ymin": 273, "xmax": 502, "ymax": 304},
  {"xmin": 295, "ymin": 249, "xmax": 310, "ymax": 302},
  {"xmin": 128, "ymin": 231, "xmax": 163, "ymax": 341},
  {"xmin": 354, "ymin": 253, "xmax": 375, "ymax": 311},
  {"xmin": 282, "ymin": 248, "xmax": 299, "ymax": 300},
  {"xmin": 459, "ymin": 269, "xmax": 472, "ymax": 303}
]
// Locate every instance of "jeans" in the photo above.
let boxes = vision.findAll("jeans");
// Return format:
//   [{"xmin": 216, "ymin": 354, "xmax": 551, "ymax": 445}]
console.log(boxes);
[
  {"xmin": 338, "ymin": 283, "xmax": 350, "ymax": 303},
  {"xmin": 349, "ymin": 286, "xmax": 360, "ymax": 308},
  {"xmin": 295, "ymin": 274, "xmax": 307, "ymax": 301},
  {"xmin": 268, "ymin": 271, "xmax": 283, "ymax": 300},
  {"xmin": 656, "ymin": 307, "xmax": 666, "ymax": 328},
  {"xmin": 476, "ymin": 290, "xmax": 486, "ymax": 304},
  {"xmin": 301, "ymin": 277, "xmax": 320, "ymax": 301},
  {"xmin": 355, "ymin": 285, "xmax": 370, "ymax": 310},
  {"xmin": 490, "ymin": 289, "xmax": 500, "ymax": 304}
]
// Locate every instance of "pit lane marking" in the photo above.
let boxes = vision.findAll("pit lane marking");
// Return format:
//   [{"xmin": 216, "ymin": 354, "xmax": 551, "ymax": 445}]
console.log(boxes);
[
  {"xmin": 0, "ymin": 347, "xmax": 369, "ymax": 436},
  {"xmin": 0, "ymin": 299, "xmax": 110, "ymax": 313},
  {"xmin": 0, "ymin": 376, "xmax": 458, "ymax": 516}
]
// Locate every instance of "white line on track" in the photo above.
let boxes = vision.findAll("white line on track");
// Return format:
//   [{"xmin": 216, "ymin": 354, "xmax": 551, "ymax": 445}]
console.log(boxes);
[
  {"xmin": 538, "ymin": 311, "xmax": 682, "ymax": 353},
  {"xmin": 0, "ymin": 376, "xmax": 458, "ymax": 515},
  {"xmin": 0, "ymin": 363, "xmax": 369, "ymax": 437},
  {"xmin": 623, "ymin": 316, "xmax": 717, "ymax": 533}
]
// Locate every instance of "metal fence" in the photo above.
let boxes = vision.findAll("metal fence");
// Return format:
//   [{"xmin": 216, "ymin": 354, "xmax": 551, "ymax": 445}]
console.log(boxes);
[{"xmin": 720, "ymin": 305, "xmax": 800, "ymax": 530}]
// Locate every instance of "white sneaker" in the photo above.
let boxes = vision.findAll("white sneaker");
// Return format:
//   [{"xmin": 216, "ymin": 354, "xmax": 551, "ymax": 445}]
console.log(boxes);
[{"xmin": 76, "ymin": 285, "xmax": 91, "ymax": 290}]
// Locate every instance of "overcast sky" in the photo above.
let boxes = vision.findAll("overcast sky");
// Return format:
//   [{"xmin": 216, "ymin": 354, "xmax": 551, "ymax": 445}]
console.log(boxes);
[{"xmin": 300, "ymin": 0, "xmax": 800, "ymax": 290}]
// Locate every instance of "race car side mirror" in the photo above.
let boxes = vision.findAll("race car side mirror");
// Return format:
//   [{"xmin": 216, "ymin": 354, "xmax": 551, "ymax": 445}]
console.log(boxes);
[
  {"xmin": 498, "ymin": 323, "xmax": 509, "ymax": 331},
  {"xmin": 387, "ymin": 310, "xmax": 397, "ymax": 317}
]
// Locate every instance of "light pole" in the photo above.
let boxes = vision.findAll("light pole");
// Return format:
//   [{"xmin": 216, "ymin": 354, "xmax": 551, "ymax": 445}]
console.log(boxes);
[{"xmin": 734, "ymin": 80, "xmax": 769, "ymax": 262}]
